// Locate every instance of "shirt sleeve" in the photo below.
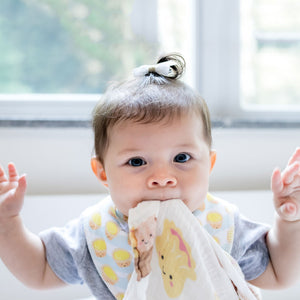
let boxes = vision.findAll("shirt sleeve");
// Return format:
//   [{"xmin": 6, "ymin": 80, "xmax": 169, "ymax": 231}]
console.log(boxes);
[
  {"xmin": 39, "ymin": 217, "xmax": 87, "ymax": 285},
  {"xmin": 230, "ymin": 210, "xmax": 271, "ymax": 281}
]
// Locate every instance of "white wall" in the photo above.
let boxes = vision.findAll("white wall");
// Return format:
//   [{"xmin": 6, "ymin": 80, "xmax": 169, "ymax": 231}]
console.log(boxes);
[
  {"xmin": 0, "ymin": 127, "xmax": 299, "ymax": 194},
  {"xmin": 211, "ymin": 127, "xmax": 300, "ymax": 190}
]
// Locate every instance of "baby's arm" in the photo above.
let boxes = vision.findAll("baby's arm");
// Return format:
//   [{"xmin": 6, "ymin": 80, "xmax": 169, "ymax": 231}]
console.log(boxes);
[
  {"xmin": 0, "ymin": 163, "xmax": 64, "ymax": 289},
  {"xmin": 250, "ymin": 148, "xmax": 300, "ymax": 289}
]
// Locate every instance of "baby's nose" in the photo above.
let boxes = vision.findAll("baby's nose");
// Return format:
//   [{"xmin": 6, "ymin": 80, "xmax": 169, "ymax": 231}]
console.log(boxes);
[{"xmin": 147, "ymin": 174, "xmax": 177, "ymax": 188}]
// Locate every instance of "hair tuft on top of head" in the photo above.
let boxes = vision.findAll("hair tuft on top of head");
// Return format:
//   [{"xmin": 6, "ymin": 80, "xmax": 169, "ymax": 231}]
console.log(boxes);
[
  {"xmin": 133, "ymin": 53, "xmax": 185, "ymax": 84},
  {"xmin": 156, "ymin": 53, "xmax": 185, "ymax": 79}
]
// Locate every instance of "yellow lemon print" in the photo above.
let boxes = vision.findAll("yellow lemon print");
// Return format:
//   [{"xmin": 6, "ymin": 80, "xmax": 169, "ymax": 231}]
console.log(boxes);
[
  {"xmin": 105, "ymin": 221, "xmax": 120, "ymax": 240},
  {"xmin": 156, "ymin": 219, "xmax": 196, "ymax": 298},
  {"xmin": 101, "ymin": 265, "xmax": 118, "ymax": 285},
  {"xmin": 93, "ymin": 239, "xmax": 107, "ymax": 257},
  {"xmin": 207, "ymin": 212, "xmax": 223, "ymax": 229},
  {"xmin": 227, "ymin": 227, "xmax": 234, "ymax": 243},
  {"xmin": 89, "ymin": 213, "xmax": 102, "ymax": 230},
  {"xmin": 113, "ymin": 249, "xmax": 132, "ymax": 268}
]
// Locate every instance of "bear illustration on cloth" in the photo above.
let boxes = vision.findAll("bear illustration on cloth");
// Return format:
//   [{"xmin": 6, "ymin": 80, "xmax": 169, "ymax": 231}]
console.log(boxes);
[{"xmin": 156, "ymin": 219, "xmax": 196, "ymax": 298}]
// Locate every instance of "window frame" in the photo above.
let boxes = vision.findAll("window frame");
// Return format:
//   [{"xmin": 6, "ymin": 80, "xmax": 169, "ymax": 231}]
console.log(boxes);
[
  {"xmin": 0, "ymin": 94, "xmax": 98, "ymax": 125},
  {"xmin": 195, "ymin": 0, "xmax": 300, "ymax": 127},
  {"xmin": 1, "ymin": 0, "xmax": 300, "ymax": 128}
]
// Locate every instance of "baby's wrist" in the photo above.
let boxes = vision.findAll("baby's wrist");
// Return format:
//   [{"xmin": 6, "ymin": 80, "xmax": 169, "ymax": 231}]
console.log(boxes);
[
  {"xmin": 276, "ymin": 211, "xmax": 300, "ymax": 225},
  {"xmin": 0, "ymin": 214, "xmax": 22, "ymax": 236}
]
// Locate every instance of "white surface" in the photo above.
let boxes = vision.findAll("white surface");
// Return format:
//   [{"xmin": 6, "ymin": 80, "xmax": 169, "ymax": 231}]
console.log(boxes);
[
  {"xmin": 0, "ymin": 191, "xmax": 300, "ymax": 299},
  {"xmin": 0, "ymin": 127, "xmax": 300, "ymax": 194}
]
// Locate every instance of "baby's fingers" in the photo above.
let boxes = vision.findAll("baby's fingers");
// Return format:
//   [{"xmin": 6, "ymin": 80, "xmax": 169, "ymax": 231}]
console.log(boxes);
[
  {"xmin": 15, "ymin": 174, "xmax": 27, "ymax": 200},
  {"xmin": 0, "ymin": 165, "xmax": 8, "ymax": 183},
  {"xmin": 271, "ymin": 168, "xmax": 284, "ymax": 195},
  {"xmin": 7, "ymin": 162, "xmax": 19, "ymax": 183},
  {"xmin": 288, "ymin": 147, "xmax": 300, "ymax": 166},
  {"xmin": 0, "ymin": 163, "xmax": 19, "ymax": 194},
  {"xmin": 282, "ymin": 162, "xmax": 300, "ymax": 186}
]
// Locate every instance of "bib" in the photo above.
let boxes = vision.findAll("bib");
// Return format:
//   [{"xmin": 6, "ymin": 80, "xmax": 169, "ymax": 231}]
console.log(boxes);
[{"xmin": 83, "ymin": 194, "xmax": 235, "ymax": 299}]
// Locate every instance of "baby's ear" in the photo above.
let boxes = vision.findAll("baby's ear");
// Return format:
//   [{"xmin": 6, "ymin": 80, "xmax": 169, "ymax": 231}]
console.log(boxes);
[
  {"xmin": 91, "ymin": 157, "xmax": 108, "ymax": 187},
  {"xmin": 210, "ymin": 150, "xmax": 217, "ymax": 173}
]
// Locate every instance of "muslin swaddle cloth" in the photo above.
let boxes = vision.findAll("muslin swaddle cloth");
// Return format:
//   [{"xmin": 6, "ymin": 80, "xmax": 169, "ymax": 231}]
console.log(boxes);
[{"xmin": 125, "ymin": 199, "xmax": 261, "ymax": 300}]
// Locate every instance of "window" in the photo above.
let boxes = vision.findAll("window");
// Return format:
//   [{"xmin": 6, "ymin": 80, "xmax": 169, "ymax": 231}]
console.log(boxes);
[
  {"xmin": 196, "ymin": 0, "xmax": 300, "ymax": 126},
  {"xmin": 241, "ymin": 0, "xmax": 300, "ymax": 109},
  {"xmin": 0, "ymin": 0, "xmax": 194, "ymax": 124},
  {"xmin": 0, "ymin": 0, "xmax": 299, "ymax": 126}
]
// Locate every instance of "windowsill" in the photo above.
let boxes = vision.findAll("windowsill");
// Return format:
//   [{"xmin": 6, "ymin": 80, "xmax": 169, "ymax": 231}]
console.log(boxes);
[
  {"xmin": 212, "ymin": 119, "xmax": 300, "ymax": 129},
  {"xmin": 0, "ymin": 119, "xmax": 91, "ymax": 128},
  {"xmin": 1, "ymin": 118, "xmax": 300, "ymax": 129}
]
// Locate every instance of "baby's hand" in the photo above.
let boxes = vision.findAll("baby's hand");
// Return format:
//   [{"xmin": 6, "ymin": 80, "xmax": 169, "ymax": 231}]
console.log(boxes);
[
  {"xmin": 0, "ymin": 163, "xmax": 27, "ymax": 221},
  {"xmin": 271, "ymin": 148, "xmax": 300, "ymax": 222}
]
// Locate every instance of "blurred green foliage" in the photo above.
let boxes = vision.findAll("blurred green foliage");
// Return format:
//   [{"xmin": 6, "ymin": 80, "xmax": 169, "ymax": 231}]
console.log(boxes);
[{"xmin": 0, "ymin": 0, "xmax": 156, "ymax": 93}]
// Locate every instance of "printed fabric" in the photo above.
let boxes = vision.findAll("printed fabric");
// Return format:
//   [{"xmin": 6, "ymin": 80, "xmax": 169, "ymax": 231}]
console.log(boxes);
[
  {"xmin": 83, "ymin": 194, "xmax": 237, "ymax": 299},
  {"xmin": 124, "ymin": 200, "xmax": 261, "ymax": 300}
]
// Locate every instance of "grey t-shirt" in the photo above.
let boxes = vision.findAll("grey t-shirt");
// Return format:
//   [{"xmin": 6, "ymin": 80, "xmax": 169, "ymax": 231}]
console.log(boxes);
[{"xmin": 40, "ymin": 202, "xmax": 270, "ymax": 299}]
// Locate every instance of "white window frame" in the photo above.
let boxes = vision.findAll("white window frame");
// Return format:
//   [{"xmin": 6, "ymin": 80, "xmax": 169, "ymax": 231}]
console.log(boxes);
[
  {"xmin": 194, "ymin": 0, "xmax": 300, "ymax": 126},
  {"xmin": 0, "ymin": 94, "xmax": 98, "ymax": 123},
  {"xmin": 1, "ymin": 0, "xmax": 300, "ymax": 127}
]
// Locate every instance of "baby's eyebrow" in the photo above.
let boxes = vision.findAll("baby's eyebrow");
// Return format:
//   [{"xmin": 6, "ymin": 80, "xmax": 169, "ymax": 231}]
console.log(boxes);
[
  {"xmin": 117, "ymin": 148, "xmax": 143, "ymax": 156},
  {"xmin": 175, "ymin": 143, "xmax": 196, "ymax": 148},
  {"xmin": 173, "ymin": 143, "xmax": 203, "ymax": 150}
]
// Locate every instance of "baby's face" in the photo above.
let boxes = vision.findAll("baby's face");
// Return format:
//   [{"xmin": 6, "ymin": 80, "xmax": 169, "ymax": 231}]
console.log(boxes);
[{"xmin": 101, "ymin": 112, "xmax": 214, "ymax": 216}]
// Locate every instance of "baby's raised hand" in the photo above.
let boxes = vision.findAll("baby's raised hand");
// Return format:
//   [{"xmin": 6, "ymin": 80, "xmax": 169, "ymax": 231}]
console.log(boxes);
[
  {"xmin": 271, "ymin": 148, "xmax": 300, "ymax": 222},
  {"xmin": 0, "ymin": 163, "xmax": 27, "ymax": 220}
]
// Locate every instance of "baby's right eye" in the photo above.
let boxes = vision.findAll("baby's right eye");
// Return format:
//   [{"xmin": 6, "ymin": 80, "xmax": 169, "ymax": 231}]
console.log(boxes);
[{"xmin": 127, "ymin": 158, "xmax": 146, "ymax": 167}]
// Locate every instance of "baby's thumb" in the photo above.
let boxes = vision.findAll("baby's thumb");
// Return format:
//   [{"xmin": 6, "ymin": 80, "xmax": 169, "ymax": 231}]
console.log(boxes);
[{"xmin": 16, "ymin": 174, "xmax": 27, "ymax": 199}]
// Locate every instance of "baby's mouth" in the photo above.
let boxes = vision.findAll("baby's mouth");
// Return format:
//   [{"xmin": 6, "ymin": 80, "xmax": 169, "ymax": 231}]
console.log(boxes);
[{"xmin": 142, "ymin": 197, "xmax": 180, "ymax": 202}]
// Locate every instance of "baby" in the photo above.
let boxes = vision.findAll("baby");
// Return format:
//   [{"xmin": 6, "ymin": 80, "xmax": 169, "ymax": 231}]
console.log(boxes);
[{"xmin": 1, "ymin": 53, "xmax": 300, "ymax": 299}]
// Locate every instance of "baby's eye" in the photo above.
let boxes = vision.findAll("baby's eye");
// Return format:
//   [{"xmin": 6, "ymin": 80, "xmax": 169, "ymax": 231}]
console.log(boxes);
[
  {"xmin": 128, "ymin": 158, "xmax": 146, "ymax": 167},
  {"xmin": 174, "ymin": 153, "xmax": 191, "ymax": 163}
]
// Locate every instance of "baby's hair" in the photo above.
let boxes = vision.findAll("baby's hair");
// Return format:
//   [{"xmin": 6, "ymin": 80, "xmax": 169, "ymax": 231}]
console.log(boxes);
[
  {"xmin": 133, "ymin": 53, "xmax": 185, "ymax": 85},
  {"xmin": 92, "ymin": 53, "xmax": 212, "ymax": 165}
]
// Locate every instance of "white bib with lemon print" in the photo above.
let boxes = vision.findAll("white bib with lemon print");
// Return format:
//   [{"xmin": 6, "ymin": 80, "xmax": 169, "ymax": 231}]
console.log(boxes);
[{"xmin": 83, "ymin": 194, "xmax": 235, "ymax": 299}]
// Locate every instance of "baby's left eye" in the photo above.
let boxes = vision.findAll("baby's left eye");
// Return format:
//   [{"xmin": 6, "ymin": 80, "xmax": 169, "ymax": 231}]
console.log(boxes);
[{"xmin": 174, "ymin": 153, "xmax": 191, "ymax": 163}]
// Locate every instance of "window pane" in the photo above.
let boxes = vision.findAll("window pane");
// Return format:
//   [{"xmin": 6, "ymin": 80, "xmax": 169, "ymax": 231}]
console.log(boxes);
[
  {"xmin": 241, "ymin": 0, "xmax": 300, "ymax": 108},
  {"xmin": 0, "ymin": 0, "xmax": 193, "ymax": 95}
]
